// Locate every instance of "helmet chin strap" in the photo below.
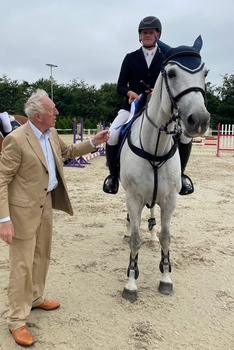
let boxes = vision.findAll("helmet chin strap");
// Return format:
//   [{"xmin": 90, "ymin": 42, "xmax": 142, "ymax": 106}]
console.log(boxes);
[{"xmin": 143, "ymin": 44, "xmax": 156, "ymax": 49}]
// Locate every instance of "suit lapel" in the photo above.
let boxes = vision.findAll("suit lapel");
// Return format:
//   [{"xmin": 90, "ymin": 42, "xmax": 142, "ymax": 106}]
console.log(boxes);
[
  {"xmin": 49, "ymin": 129, "xmax": 66, "ymax": 186},
  {"xmin": 138, "ymin": 48, "xmax": 148, "ymax": 69},
  {"xmin": 48, "ymin": 129, "xmax": 61, "ymax": 168},
  {"xmin": 151, "ymin": 48, "xmax": 162, "ymax": 66},
  {"xmin": 24, "ymin": 123, "xmax": 48, "ymax": 169}
]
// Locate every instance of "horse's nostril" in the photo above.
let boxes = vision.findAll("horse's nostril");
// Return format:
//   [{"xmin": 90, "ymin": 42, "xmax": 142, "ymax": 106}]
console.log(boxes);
[{"xmin": 187, "ymin": 115, "xmax": 195, "ymax": 126}]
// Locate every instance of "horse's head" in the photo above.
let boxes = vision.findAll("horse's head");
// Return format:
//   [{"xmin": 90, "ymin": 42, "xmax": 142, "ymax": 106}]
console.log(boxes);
[{"xmin": 156, "ymin": 36, "xmax": 210, "ymax": 137}]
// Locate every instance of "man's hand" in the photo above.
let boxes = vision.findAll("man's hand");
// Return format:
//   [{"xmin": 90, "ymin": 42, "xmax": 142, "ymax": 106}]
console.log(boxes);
[
  {"xmin": 127, "ymin": 90, "xmax": 140, "ymax": 104},
  {"xmin": 0, "ymin": 220, "xmax": 14, "ymax": 245},
  {"xmin": 92, "ymin": 130, "xmax": 110, "ymax": 147}
]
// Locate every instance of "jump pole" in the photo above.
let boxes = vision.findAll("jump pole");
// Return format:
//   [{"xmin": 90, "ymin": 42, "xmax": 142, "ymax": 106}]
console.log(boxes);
[
  {"xmin": 63, "ymin": 117, "xmax": 106, "ymax": 168},
  {"xmin": 77, "ymin": 118, "xmax": 106, "ymax": 157},
  {"xmin": 63, "ymin": 117, "xmax": 88, "ymax": 168},
  {"xmin": 216, "ymin": 123, "xmax": 234, "ymax": 157},
  {"xmin": 97, "ymin": 120, "xmax": 106, "ymax": 156},
  {"xmin": 77, "ymin": 119, "xmax": 106, "ymax": 160},
  {"xmin": 75, "ymin": 117, "xmax": 91, "ymax": 166}
]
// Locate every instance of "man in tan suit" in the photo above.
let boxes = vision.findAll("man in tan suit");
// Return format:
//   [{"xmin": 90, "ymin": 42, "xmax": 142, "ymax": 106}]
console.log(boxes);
[{"xmin": 0, "ymin": 89, "xmax": 109, "ymax": 347}]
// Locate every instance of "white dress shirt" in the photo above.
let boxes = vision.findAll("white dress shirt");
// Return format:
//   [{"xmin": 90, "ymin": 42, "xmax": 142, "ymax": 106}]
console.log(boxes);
[
  {"xmin": 142, "ymin": 46, "xmax": 157, "ymax": 68},
  {"xmin": 29, "ymin": 121, "xmax": 58, "ymax": 192}
]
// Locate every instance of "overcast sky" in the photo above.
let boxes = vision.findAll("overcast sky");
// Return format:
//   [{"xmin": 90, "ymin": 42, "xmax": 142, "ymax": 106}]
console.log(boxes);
[{"xmin": 1, "ymin": 0, "xmax": 233, "ymax": 90}]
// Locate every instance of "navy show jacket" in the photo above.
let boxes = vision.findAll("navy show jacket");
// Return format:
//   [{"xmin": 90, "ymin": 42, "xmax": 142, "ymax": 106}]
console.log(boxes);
[{"xmin": 117, "ymin": 46, "xmax": 164, "ymax": 112}]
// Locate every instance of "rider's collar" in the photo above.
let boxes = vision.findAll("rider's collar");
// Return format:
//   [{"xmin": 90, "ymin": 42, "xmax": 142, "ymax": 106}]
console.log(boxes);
[{"xmin": 142, "ymin": 45, "xmax": 157, "ymax": 56}]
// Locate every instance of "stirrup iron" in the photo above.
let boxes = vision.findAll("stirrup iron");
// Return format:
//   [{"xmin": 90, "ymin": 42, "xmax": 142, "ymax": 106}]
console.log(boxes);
[
  {"xmin": 179, "ymin": 174, "xmax": 194, "ymax": 196},
  {"xmin": 103, "ymin": 175, "xmax": 119, "ymax": 194}
]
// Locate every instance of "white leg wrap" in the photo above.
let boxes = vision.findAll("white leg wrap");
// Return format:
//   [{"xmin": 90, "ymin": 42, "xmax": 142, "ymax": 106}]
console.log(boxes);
[{"xmin": 125, "ymin": 270, "xmax": 137, "ymax": 291}]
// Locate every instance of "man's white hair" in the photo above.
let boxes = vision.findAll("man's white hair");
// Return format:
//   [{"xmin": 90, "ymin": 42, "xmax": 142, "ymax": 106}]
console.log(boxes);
[{"xmin": 25, "ymin": 89, "xmax": 49, "ymax": 119}]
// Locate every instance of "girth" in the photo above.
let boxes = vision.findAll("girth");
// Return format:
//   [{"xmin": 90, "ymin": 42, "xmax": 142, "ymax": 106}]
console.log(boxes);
[{"xmin": 127, "ymin": 129, "xmax": 178, "ymax": 162}]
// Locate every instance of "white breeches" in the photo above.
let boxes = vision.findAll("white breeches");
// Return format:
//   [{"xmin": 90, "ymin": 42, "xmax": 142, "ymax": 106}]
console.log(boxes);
[
  {"xmin": 108, "ymin": 109, "xmax": 130, "ymax": 145},
  {"xmin": 0, "ymin": 111, "xmax": 12, "ymax": 133}
]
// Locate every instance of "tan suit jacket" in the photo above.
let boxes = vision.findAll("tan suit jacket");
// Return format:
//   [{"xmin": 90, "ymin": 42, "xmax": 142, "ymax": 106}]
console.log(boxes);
[{"xmin": 0, "ymin": 122, "xmax": 95, "ymax": 239}]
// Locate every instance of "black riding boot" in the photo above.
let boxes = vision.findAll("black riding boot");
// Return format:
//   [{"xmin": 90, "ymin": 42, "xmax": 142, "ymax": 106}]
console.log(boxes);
[
  {"xmin": 179, "ymin": 140, "xmax": 194, "ymax": 195},
  {"xmin": 103, "ymin": 144, "xmax": 119, "ymax": 194}
]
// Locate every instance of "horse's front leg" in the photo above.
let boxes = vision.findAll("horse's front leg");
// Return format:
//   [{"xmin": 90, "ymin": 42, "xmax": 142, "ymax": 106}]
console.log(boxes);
[
  {"xmin": 158, "ymin": 199, "xmax": 176, "ymax": 295},
  {"xmin": 122, "ymin": 252, "xmax": 140, "ymax": 302},
  {"xmin": 122, "ymin": 209, "xmax": 142, "ymax": 303}
]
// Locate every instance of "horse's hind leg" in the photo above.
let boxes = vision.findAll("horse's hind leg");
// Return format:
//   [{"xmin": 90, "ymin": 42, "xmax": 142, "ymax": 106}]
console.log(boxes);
[
  {"xmin": 125, "ymin": 208, "xmax": 158, "ymax": 244},
  {"xmin": 123, "ymin": 213, "xmax": 130, "ymax": 243},
  {"xmin": 148, "ymin": 207, "xmax": 158, "ymax": 243}
]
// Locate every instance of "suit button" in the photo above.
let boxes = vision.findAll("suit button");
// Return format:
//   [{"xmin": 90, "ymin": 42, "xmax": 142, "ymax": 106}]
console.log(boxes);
[
  {"xmin": 40, "ymin": 205, "xmax": 43, "ymax": 208},
  {"xmin": 44, "ymin": 188, "xmax": 47, "ymax": 191}
]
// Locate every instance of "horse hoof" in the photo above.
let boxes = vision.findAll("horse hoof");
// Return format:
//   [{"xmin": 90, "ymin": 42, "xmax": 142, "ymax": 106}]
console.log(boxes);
[
  {"xmin": 122, "ymin": 288, "xmax": 138, "ymax": 303},
  {"xmin": 158, "ymin": 281, "xmax": 173, "ymax": 295}
]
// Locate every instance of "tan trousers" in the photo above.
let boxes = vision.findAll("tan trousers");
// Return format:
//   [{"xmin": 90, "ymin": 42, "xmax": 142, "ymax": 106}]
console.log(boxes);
[{"xmin": 7, "ymin": 192, "xmax": 53, "ymax": 331}]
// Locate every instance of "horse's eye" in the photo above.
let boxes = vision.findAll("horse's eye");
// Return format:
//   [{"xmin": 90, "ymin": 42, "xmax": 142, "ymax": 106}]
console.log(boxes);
[{"xmin": 167, "ymin": 69, "xmax": 176, "ymax": 78}]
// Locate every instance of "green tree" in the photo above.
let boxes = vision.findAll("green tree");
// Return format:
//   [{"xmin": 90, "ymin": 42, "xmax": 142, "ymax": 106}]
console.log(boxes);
[
  {"xmin": 0, "ymin": 75, "xmax": 30, "ymax": 114},
  {"xmin": 31, "ymin": 78, "xmax": 57, "ymax": 100},
  {"xmin": 2, "ymin": 72, "xmax": 233, "ymax": 133},
  {"xmin": 205, "ymin": 82, "xmax": 222, "ymax": 129},
  {"xmin": 97, "ymin": 83, "xmax": 123, "ymax": 127},
  {"xmin": 215, "ymin": 74, "xmax": 234, "ymax": 125}
]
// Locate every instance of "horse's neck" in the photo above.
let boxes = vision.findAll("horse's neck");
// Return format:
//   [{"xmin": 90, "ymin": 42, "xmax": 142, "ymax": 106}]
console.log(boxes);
[{"xmin": 138, "ymin": 82, "xmax": 175, "ymax": 155}]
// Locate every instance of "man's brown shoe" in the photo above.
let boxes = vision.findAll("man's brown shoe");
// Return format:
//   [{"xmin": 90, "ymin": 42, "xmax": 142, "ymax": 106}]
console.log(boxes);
[
  {"xmin": 32, "ymin": 299, "xmax": 60, "ymax": 311},
  {"xmin": 11, "ymin": 326, "xmax": 34, "ymax": 347}
]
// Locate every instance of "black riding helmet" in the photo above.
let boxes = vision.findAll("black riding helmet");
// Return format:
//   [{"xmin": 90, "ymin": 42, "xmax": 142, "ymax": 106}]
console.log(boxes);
[{"xmin": 138, "ymin": 16, "xmax": 162, "ymax": 34}]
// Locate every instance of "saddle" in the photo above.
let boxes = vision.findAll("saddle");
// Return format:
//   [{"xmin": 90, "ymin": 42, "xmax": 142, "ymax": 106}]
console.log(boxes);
[
  {"xmin": 117, "ymin": 105, "xmax": 179, "ymax": 166},
  {"xmin": 117, "ymin": 107, "xmax": 146, "ymax": 159}
]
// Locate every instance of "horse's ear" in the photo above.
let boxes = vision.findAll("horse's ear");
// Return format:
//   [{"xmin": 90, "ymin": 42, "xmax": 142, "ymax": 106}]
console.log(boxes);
[
  {"xmin": 155, "ymin": 36, "xmax": 171, "ymax": 55},
  {"xmin": 193, "ymin": 35, "xmax": 203, "ymax": 52}
]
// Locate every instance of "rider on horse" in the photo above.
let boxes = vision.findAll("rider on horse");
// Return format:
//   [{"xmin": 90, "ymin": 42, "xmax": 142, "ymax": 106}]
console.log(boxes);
[{"xmin": 103, "ymin": 16, "xmax": 194, "ymax": 196}]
